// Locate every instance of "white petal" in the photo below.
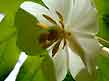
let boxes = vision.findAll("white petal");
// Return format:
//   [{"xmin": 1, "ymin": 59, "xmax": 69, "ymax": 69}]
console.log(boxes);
[
  {"xmin": 53, "ymin": 50, "xmax": 67, "ymax": 81},
  {"xmin": 65, "ymin": 46, "xmax": 85, "ymax": 78},
  {"xmin": 42, "ymin": 0, "xmax": 64, "ymax": 14},
  {"xmin": 20, "ymin": 1, "xmax": 53, "ymax": 25},
  {"xmin": 67, "ymin": 34, "xmax": 86, "ymax": 65},
  {"xmin": 42, "ymin": 0, "xmax": 64, "ymax": 25},
  {"xmin": 65, "ymin": 0, "xmax": 97, "ymax": 34},
  {"xmin": 74, "ymin": 33, "xmax": 100, "ymax": 57},
  {"xmin": 64, "ymin": 0, "xmax": 74, "ymax": 24},
  {"xmin": 71, "ymin": 32, "xmax": 100, "ymax": 75},
  {"xmin": 73, "ymin": 8, "xmax": 97, "ymax": 34},
  {"xmin": 48, "ymin": 47, "xmax": 68, "ymax": 81}
]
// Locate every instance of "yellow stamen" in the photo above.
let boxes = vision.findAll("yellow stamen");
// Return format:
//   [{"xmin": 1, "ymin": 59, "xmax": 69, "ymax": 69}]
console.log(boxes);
[
  {"xmin": 59, "ymin": 21, "xmax": 64, "ymax": 29},
  {"xmin": 42, "ymin": 14, "xmax": 57, "ymax": 25},
  {"xmin": 56, "ymin": 11, "xmax": 64, "ymax": 22},
  {"xmin": 37, "ymin": 22, "xmax": 48, "ymax": 29}
]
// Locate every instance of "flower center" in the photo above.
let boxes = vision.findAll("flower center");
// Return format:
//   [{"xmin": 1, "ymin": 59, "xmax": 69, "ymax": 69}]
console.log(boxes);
[{"xmin": 37, "ymin": 11, "xmax": 70, "ymax": 57}]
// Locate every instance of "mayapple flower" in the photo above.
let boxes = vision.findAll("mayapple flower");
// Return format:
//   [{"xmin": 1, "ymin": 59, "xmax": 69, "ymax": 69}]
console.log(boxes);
[{"xmin": 21, "ymin": 0, "xmax": 101, "ymax": 81}]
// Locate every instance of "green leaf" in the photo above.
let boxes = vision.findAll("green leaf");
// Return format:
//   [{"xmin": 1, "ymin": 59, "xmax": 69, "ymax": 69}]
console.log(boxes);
[
  {"xmin": 74, "ymin": 54, "xmax": 109, "ymax": 81},
  {"xmin": 15, "ymin": 7, "xmax": 56, "ymax": 81},
  {"xmin": 41, "ymin": 55, "xmax": 57, "ymax": 81},
  {"xmin": 94, "ymin": 0, "xmax": 109, "ymax": 47},
  {"xmin": 94, "ymin": 0, "xmax": 109, "ymax": 14},
  {"xmin": 0, "ymin": 35, "xmax": 19, "ymax": 81},
  {"xmin": 15, "ymin": 8, "xmax": 48, "ymax": 56},
  {"xmin": 16, "ymin": 54, "xmax": 56, "ymax": 81},
  {"xmin": 0, "ymin": 0, "xmax": 45, "ymax": 80},
  {"xmin": 16, "ymin": 55, "xmax": 44, "ymax": 81},
  {"xmin": 75, "ymin": 69, "xmax": 95, "ymax": 81},
  {"xmin": 96, "ymin": 55, "xmax": 109, "ymax": 81}
]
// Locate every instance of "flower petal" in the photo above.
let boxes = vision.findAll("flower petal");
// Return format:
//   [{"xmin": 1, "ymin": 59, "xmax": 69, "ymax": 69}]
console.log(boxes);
[
  {"xmin": 42, "ymin": 0, "xmax": 64, "ymax": 14},
  {"xmin": 20, "ymin": 1, "xmax": 52, "ymax": 25},
  {"xmin": 64, "ymin": 0, "xmax": 74, "ymax": 24},
  {"xmin": 53, "ymin": 50, "xmax": 67, "ymax": 81},
  {"xmin": 65, "ymin": 46, "xmax": 85, "ymax": 78},
  {"xmin": 69, "ymin": 32, "xmax": 100, "ymax": 75},
  {"xmin": 65, "ymin": 0, "xmax": 97, "ymax": 34},
  {"xmin": 48, "ymin": 45, "xmax": 67, "ymax": 81}
]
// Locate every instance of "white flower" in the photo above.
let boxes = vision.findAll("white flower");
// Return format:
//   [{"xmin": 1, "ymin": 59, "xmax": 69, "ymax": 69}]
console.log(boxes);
[{"xmin": 21, "ymin": 0, "xmax": 101, "ymax": 81}]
